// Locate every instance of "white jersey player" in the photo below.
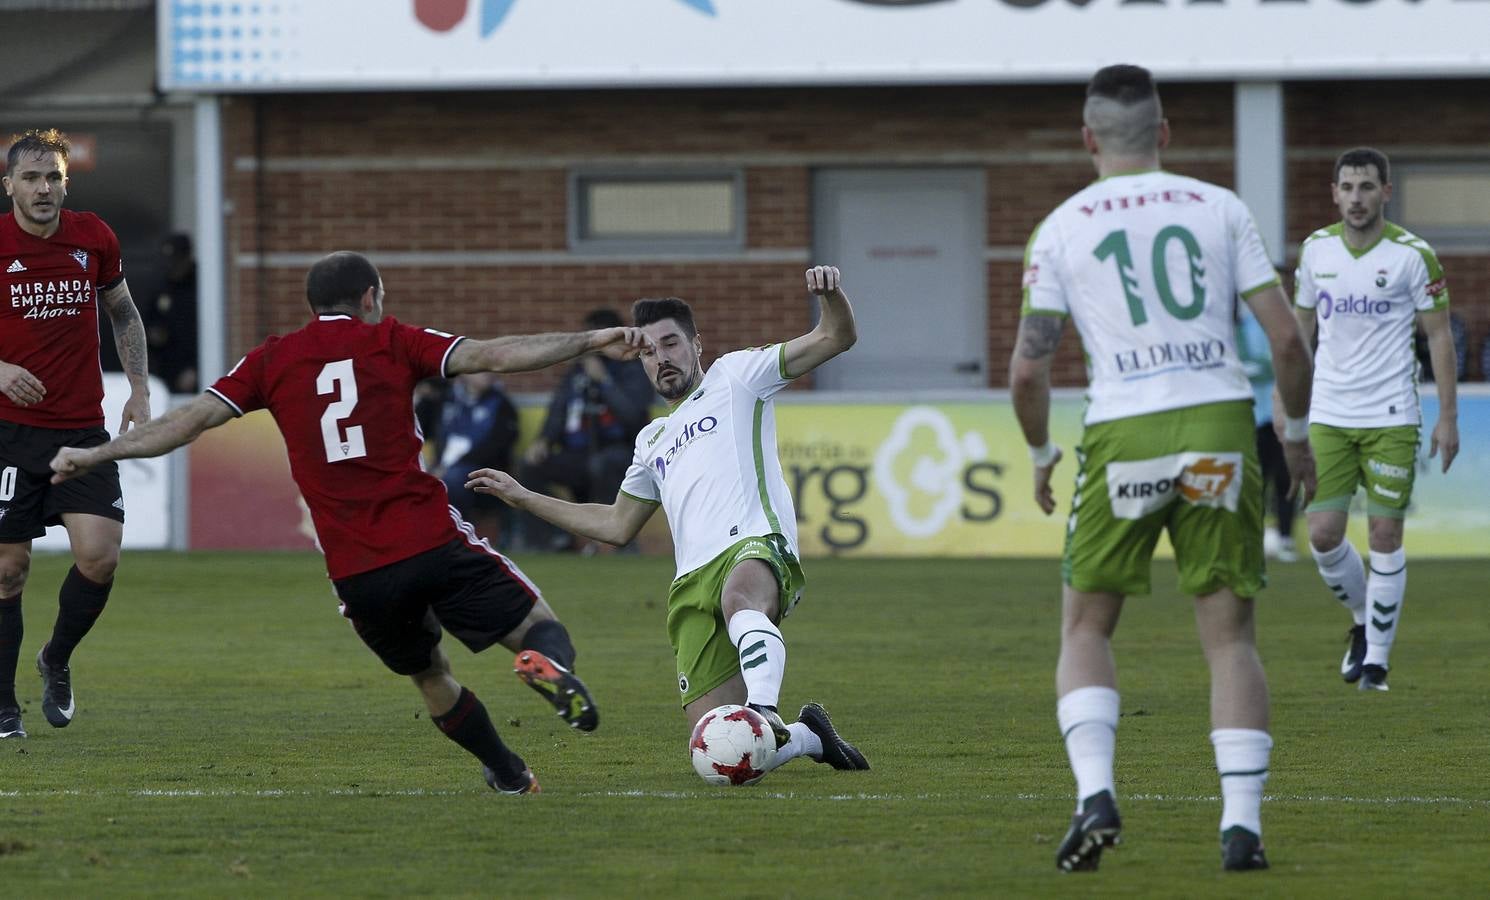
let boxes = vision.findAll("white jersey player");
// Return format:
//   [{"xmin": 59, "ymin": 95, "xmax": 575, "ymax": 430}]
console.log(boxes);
[
  {"xmin": 1294, "ymin": 147, "xmax": 1459, "ymax": 694},
  {"xmin": 1010, "ymin": 64, "xmax": 1316, "ymax": 873},
  {"xmin": 467, "ymin": 267, "xmax": 871, "ymax": 778}
]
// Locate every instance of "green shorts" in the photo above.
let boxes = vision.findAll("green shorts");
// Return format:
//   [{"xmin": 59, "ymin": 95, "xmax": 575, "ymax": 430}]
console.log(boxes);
[
  {"xmin": 1306, "ymin": 423, "xmax": 1419, "ymax": 519},
  {"xmin": 1063, "ymin": 400, "xmax": 1264, "ymax": 598},
  {"xmin": 665, "ymin": 534, "xmax": 806, "ymax": 707}
]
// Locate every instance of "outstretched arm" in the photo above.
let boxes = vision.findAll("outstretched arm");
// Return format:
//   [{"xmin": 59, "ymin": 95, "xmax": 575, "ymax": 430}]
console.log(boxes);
[
  {"xmin": 465, "ymin": 468, "xmax": 658, "ymax": 547},
  {"xmin": 781, "ymin": 266, "xmax": 858, "ymax": 379},
  {"xmin": 51, "ymin": 393, "xmax": 234, "ymax": 484},
  {"xmin": 1009, "ymin": 314, "xmax": 1064, "ymax": 515},
  {"xmin": 100, "ymin": 279, "xmax": 152, "ymax": 432},
  {"xmin": 445, "ymin": 327, "xmax": 651, "ymax": 375}
]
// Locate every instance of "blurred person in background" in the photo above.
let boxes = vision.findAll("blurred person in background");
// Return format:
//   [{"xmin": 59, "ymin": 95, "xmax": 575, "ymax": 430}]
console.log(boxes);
[
  {"xmin": 1236, "ymin": 305, "xmax": 1299, "ymax": 563},
  {"xmin": 514, "ymin": 307, "xmax": 655, "ymax": 552},
  {"xmin": 434, "ymin": 371, "xmax": 519, "ymax": 547},
  {"xmin": 141, "ymin": 232, "xmax": 199, "ymax": 394}
]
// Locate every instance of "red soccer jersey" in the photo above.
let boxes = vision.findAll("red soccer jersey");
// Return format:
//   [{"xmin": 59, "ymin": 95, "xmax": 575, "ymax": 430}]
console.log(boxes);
[
  {"xmin": 0, "ymin": 209, "xmax": 124, "ymax": 429},
  {"xmin": 209, "ymin": 315, "xmax": 468, "ymax": 579}
]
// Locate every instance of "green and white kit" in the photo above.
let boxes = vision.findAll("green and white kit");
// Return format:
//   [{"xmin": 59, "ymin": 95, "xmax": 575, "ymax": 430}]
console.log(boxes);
[
  {"xmin": 620, "ymin": 345, "xmax": 806, "ymax": 704},
  {"xmin": 1022, "ymin": 170, "xmax": 1277, "ymax": 594},
  {"xmin": 1294, "ymin": 221, "xmax": 1448, "ymax": 514}
]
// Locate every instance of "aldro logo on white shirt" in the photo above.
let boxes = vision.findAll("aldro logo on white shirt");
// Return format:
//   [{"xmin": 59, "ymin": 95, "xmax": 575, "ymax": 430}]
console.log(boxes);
[{"xmin": 651, "ymin": 415, "xmax": 718, "ymax": 480}]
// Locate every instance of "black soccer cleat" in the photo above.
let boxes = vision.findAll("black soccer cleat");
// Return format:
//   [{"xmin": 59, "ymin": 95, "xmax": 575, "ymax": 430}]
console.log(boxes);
[
  {"xmin": 1221, "ymin": 826, "xmax": 1269, "ymax": 871},
  {"xmin": 0, "ymin": 706, "xmax": 25, "ymax": 739},
  {"xmin": 483, "ymin": 764, "xmax": 541, "ymax": 795},
  {"xmin": 514, "ymin": 650, "xmax": 598, "ymax": 732},
  {"xmin": 37, "ymin": 645, "xmax": 75, "ymax": 728},
  {"xmin": 748, "ymin": 703, "xmax": 792, "ymax": 750},
  {"xmin": 1055, "ymin": 790, "xmax": 1122, "ymax": 872},
  {"xmin": 1340, "ymin": 625, "xmax": 1367, "ymax": 683},
  {"xmin": 797, "ymin": 702, "xmax": 869, "ymax": 770},
  {"xmin": 1358, "ymin": 663, "xmax": 1390, "ymax": 692}
]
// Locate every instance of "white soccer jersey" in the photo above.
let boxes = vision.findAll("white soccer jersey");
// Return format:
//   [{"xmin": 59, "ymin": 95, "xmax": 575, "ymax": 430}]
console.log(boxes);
[
  {"xmin": 620, "ymin": 345, "xmax": 801, "ymax": 579},
  {"xmin": 1294, "ymin": 222, "xmax": 1449, "ymax": 428},
  {"xmin": 1022, "ymin": 170, "xmax": 1280, "ymax": 425}
]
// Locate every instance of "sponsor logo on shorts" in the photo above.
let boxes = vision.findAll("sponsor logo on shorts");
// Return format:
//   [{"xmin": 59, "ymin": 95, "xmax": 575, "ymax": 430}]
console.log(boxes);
[
  {"xmin": 1106, "ymin": 452, "xmax": 1244, "ymax": 520},
  {"xmin": 1317, "ymin": 290, "xmax": 1389, "ymax": 320},
  {"xmin": 112, "ymin": 497, "xmax": 125, "ymax": 510},
  {"xmin": 1372, "ymin": 483, "xmax": 1403, "ymax": 500},
  {"xmin": 1367, "ymin": 458, "xmax": 1411, "ymax": 480}
]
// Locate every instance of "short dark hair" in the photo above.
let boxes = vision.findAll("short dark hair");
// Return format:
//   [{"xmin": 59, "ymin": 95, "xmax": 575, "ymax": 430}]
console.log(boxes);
[
  {"xmin": 6, "ymin": 128, "xmax": 70, "ymax": 175},
  {"xmin": 1086, "ymin": 64, "xmax": 1159, "ymax": 106},
  {"xmin": 306, "ymin": 251, "xmax": 380, "ymax": 312},
  {"xmin": 1334, "ymin": 147, "xmax": 1390, "ymax": 185},
  {"xmin": 584, "ymin": 307, "xmax": 623, "ymax": 330},
  {"xmin": 632, "ymin": 297, "xmax": 696, "ymax": 339}
]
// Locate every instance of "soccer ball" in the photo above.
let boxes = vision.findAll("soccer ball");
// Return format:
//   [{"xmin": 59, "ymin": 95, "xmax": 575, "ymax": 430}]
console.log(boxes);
[{"xmin": 689, "ymin": 704, "xmax": 776, "ymax": 786}]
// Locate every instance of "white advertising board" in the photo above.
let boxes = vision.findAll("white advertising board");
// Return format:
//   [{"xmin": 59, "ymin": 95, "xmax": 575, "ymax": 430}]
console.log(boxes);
[
  {"xmin": 34, "ymin": 374, "xmax": 172, "ymax": 552},
  {"xmin": 160, "ymin": 0, "xmax": 1490, "ymax": 92}
]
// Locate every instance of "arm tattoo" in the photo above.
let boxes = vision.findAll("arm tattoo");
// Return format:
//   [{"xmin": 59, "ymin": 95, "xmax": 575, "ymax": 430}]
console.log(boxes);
[
  {"xmin": 102, "ymin": 282, "xmax": 150, "ymax": 381},
  {"xmin": 1016, "ymin": 315, "xmax": 1064, "ymax": 360}
]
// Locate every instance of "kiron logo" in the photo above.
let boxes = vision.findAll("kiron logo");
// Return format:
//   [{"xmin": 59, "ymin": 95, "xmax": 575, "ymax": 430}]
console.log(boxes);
[{"xmin": 415, "ymin": 0, "xmax": 715, "ymax": 36}]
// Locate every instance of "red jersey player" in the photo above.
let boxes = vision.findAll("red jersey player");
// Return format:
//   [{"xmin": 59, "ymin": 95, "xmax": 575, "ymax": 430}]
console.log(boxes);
[
  {"xmin": 0, "ymin": 129, "xmax": 152, "ymax": 740},
  {"xmin": 51, "ymin": 251, "xmax": 651, "ymax": 793}
]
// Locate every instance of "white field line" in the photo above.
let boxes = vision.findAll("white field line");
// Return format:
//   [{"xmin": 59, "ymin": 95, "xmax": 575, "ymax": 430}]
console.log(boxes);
[{"xmin": 0, "ymin": 788, "xmax": 1485, "ymax": 807}]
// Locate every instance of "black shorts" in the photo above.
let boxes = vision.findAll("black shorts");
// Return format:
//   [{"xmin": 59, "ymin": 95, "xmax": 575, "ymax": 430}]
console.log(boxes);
[
  {"xmin": 0, "ymin": 420, "xmax": 124, "ymax": 543},
  {"xmin": 332, "ymin": 537, "xmax": 541, "ymax": 676}
]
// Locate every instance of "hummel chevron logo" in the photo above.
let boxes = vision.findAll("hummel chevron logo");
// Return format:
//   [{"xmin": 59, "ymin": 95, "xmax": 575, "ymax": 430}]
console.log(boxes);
[
  {"xmin": 1372, "ymin": 601, "xmax": 1398, "ymax": 615},
  {"xmin": 1371, "ymin": 617, "xmax": 1394, "ymax": 631},
  {"xmin": 5, "ymin": 259, "xmax": 24, "ymax": 273}
]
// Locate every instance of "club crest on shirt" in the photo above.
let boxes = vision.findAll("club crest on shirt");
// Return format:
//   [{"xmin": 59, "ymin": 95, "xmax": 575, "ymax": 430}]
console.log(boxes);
[{"xmin": 70, "ymin": 249, "xmax": 89, "ymax": 270}]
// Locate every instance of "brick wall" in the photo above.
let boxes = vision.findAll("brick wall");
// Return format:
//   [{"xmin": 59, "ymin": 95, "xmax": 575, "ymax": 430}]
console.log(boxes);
[{"xmin": 222, "ymin": 80, "xmax": 1489, "ymax": 391}]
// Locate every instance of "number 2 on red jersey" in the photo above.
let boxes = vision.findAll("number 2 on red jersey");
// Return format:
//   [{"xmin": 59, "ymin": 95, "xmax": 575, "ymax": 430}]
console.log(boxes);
[{"xmin": 317, "ymin": 359, "xmax": 367, "ymax": 462}]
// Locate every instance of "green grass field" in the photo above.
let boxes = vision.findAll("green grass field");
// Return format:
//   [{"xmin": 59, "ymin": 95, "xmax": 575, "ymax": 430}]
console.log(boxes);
[{"xmin": 2, "ymin": 551, "xmax": 1485, "ymax": 897}]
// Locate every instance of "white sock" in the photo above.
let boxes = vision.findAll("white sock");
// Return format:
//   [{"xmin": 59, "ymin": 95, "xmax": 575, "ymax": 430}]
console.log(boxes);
[
  {"xmin": 726, "ymin": 609, "xmax": 786, "ymax": 710},
  {"xmin": 1311, "ymin": 540, "xmax": 1368, "ymax": 625},
  {"xmin": 763, "ymin": 721, "xmax": 822, "ymax": 772},
  {"xmin": 1364, "ymin": 548, "xmax": 1407, "ymax": 667},
  {"xmin": 1212, "ymin": 728, "xmax": 1272, "ymax": 836},
  {"xmin": 1057, "ymin": 686, "xmax": 1119, "ymax": 806}
]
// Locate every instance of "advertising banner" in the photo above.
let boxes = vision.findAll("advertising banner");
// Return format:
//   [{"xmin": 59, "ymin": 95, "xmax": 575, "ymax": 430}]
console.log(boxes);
[
  {"xmin": 160, "ymin": 0, "xmax": 1490, "ymax": 92},
  {"xmin": 35, "ymin": 374, "xmax": 172, "ymax": 551},
  {"xmin": 185, "ymin": 389, "xmax": 1488, "ymax": 558}
]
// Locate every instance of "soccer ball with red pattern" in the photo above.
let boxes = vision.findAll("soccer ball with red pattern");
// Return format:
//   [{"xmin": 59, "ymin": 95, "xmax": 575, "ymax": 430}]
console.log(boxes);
[{"xmin": 689, "ymin": 704, "xmax": 775, "ymax": 786}]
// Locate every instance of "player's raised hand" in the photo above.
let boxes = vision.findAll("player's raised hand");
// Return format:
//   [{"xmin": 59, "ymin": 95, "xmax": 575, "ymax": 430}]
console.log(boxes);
[
  {"xmin": 1430, "ymin": 417, "xmax": 1459, "ymax": 473},
  {"xmin": 465, "ymin": 468, "xmax": 527, "ymax": 506},
  {"xmin": 0, "ymin": 361, "xmax": 46, "ymax": 406},
  {"xmin": 1033, "ymin": 447, "xmax": 1063, "ymax": 515},
  {"xmin": 805, "ymin": 265, "xmax": 842, "ymax": 296},
  {"xmin": 50, "ymin": 447, "xmax": 97, "ymax": 485},
  {"xmin": 593, "ymin": 326, "xmax": 654, "ymax": 361}
]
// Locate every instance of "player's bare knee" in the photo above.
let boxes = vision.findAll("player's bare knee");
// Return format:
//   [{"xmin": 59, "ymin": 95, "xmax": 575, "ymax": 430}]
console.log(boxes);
[
  {"xmin": 0, "ymin": 554, "xmax": 29, "ymax": 596},
  {"xmin": 73, "ymin": 549, "xmax": 119, "ymax": 584},
  {"xmin": 1367, "ymin": 517, "xmax": 1404, "ymax": 553},
  {"xmin": 1307, "ymin": 520, "xmax": 1347, "ymax": 553}
]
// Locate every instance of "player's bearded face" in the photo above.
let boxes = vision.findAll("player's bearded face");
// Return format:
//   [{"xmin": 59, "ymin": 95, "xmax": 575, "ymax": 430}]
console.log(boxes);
[
  {"xmin": 4, "ymin": 151, "xmax": 67, "ymax": 230},
  {"xmin": 1333, "ymin": 164, "xmax": 1388, "ymax": 231},
  {"xmin": 641, "ymin": 322, "xmax": 701, "ymax": 401}
]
